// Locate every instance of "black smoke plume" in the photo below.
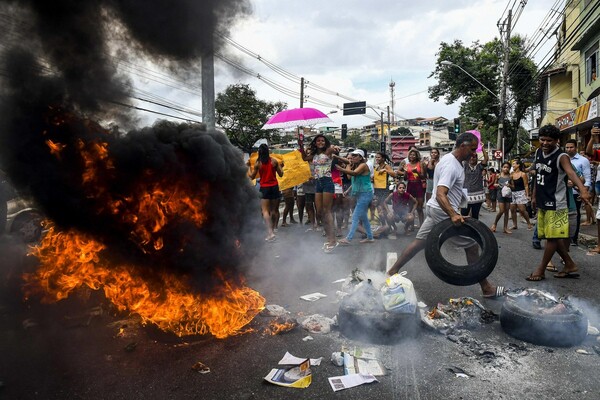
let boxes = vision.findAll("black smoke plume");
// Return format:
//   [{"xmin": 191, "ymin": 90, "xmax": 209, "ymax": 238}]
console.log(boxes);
[{"xmin": 0, "ymin": 0, "xmax": 262, "ymax": 293}]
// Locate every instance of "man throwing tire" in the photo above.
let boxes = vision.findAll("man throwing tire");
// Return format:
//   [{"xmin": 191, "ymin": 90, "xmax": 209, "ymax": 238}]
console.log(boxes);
[{"xmin": 386, "ymin": 132, "xmax": 505, "ymax": 298}]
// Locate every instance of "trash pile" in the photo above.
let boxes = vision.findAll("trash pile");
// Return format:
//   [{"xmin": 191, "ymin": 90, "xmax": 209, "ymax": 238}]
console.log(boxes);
[
  {"xmin": 505, "ymin": 288, "xmax": 580, "ymax": 315},
  {"xmin": 421, "ymin": 297, "xmax": 498, "ymax": 333},
  {"xmin": 420, "ymin": 297, "xmax": 528, "ymax": 368}
]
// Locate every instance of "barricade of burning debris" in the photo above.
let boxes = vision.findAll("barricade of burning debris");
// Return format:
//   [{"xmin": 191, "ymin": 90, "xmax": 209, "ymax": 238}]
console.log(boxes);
[
  {"xmin": 500, "ymin": 288, "xmax": 590, "ymax": 348},
  {"xmin": 421, "ymin": 297, "xmax": 530, "ymax": 367},
  {"xmin": 421, "ymin": 297, "xmax": 497, "ymax": 333},
  {"xmin": 335, "ymin": 269, "xmax": 420, "ymax": 344}
]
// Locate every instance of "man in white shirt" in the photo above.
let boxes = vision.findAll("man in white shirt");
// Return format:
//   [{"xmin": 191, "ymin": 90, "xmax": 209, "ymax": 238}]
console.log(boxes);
[
  {"xmin": 565, "ymin": 139, "xmax": 591, "ymax": 246},
  {"xmin": 387, "ymin": 132, "xmax": 504, "ymax": 298}
]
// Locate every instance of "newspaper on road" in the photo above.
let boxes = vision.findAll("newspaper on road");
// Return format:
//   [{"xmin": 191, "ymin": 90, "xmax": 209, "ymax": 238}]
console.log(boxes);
[
  {"xmin": 278, "ymin": 351, "xmax": 322, "ymax": 366},
  {"xmin": 264, "ymin": 358, "xmax": 312, "ymax": 389},
  {"xmin": 328, "ymin": 373, "xmax": 378, "ymax": 392},
  {"xmin": 341, "ymin": 346, "xmax": 386, "ymax": 376}
]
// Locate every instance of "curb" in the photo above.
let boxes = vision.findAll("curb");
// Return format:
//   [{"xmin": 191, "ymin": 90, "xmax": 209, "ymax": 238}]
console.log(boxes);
[{"xmin": 579, "ymin": 233, "xmax": 598, "ymax": 247}]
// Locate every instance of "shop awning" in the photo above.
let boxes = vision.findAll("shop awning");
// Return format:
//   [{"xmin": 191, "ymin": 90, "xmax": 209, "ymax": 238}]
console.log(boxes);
[{"xmin": 556, "ymin": 95, "xmax": 599, "ymax": 132}]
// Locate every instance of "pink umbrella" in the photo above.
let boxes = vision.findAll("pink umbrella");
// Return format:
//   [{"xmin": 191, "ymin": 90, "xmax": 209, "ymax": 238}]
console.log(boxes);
[
  {"xmin": 261, "ymin": 107, "xmax": 332, "ymax": 130},
  {"xmin": 466, "ymin": 130, "xmax": 483, "ymax": 152}
]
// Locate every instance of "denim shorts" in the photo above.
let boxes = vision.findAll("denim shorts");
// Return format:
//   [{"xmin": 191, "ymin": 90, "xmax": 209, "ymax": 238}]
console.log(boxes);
[{"xmin": 315, "ymin": 176, "xmax": 335, "ymax": 193}]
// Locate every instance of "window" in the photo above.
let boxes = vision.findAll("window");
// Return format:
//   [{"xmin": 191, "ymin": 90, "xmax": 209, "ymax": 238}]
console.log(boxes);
[{"xmin": 585, "ymin": 42, "xmax": 598, "ymax": 85}]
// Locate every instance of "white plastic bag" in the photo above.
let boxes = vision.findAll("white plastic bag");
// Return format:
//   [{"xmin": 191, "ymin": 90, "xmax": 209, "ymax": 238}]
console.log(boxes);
[
  {"xmin": 501, "ymin": 185, "xmax": 512, "ymax": 198},
  {"xmin": 381, "ymin": 271, "xmax": 417, "ymax": 313}
]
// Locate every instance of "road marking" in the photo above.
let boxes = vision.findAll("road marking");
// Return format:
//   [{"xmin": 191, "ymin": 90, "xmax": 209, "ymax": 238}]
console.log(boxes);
[{"xmin": 386, "ymin": 252, "xmax": 398, "ymax": 271}]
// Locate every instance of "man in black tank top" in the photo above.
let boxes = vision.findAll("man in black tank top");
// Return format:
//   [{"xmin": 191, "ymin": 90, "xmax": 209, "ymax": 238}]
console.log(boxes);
[{"xmin": 526, "ymin": 125, "xmax": 591, "ymax": 282}]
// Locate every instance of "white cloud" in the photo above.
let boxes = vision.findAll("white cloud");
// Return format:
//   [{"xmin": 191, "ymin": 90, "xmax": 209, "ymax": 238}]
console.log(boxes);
[{"xmin": 134, "ymin": 0, "xmax": 559, "ymax": 129}]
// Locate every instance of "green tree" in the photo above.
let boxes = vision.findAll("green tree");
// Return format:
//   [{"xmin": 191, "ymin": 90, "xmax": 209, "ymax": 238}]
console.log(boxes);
[
  {"xmin": 391, "ymin": 127, "xmax": 412, "ymax": 136},
  {"xmin": 343, "ymin": 132, "xmax": 363, "ymax": 148},
  {"xmin": 428, "ymin": 36, "xmax": 537, "ymax": 154},
  {"xmin": 361, "ymin": 140, "xmax": 380, "ymax": 153},
  {"xmin": 215, "ymin": 84, "xmax": 286, "ymax": 153}
]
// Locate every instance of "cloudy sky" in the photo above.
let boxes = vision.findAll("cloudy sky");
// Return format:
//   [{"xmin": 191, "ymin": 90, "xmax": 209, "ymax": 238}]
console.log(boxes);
[{"xmin": 133, "ymin": 0, "xmax": 562, "ymax": 129}]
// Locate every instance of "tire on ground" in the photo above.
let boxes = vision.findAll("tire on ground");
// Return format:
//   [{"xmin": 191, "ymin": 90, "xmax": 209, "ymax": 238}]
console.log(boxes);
[
  {"xmin": 500, "ymin": 298, "xmax": 588, "ymax": 347},
  {"xmin": 338, "ymin": 303, "xmax": 420, "ymax": 345},
  {"xmin": 10, "ymin": 211, "xmax": 43, "ymax": 243},
  {"xmin": 424, "ymin": 218, "xmax": 498, "ymax": 286}
]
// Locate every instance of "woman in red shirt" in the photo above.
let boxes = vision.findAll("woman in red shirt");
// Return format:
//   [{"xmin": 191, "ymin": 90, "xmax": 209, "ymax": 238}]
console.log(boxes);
[{"xmin": 249, "ymin": 144, "xmax": 283, "ymax": 241}]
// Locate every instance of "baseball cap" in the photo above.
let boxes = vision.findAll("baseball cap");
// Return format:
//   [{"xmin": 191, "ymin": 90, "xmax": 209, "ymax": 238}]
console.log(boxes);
[{"xmin": 350, "ymin": 149, "xmax": 365, "ymax": 158}]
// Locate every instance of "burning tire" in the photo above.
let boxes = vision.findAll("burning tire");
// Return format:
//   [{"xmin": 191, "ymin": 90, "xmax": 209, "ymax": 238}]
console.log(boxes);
[
  {"xmin": 9, "ymin": 211, "xmax": 43, "ymax": 243},
  {"xmin": 424, "ymin": 218, "xmax": 497, "ymax": 286},
  {"xmin": 338, "ymin": 283, "xmax": 420, "ymax": 344},
  {"xmin": 500, "ymin": 298, "xmax": 588, "ymax": 347}
]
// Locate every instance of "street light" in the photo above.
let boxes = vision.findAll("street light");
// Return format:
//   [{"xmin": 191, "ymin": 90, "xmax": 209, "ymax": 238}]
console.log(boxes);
[
  {"xmin": 440, "ymin": 61, "xmax": 498, "ymax": 99},
  {"xmin": 440, "ymin": 60, "xmax": 503, "ymax": 160}
]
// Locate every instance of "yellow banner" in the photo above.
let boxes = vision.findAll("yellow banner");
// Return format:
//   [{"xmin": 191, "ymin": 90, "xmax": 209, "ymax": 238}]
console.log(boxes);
[{"xmin": 248, "ymin": 150, "xmax": 312, "ymax": 191}]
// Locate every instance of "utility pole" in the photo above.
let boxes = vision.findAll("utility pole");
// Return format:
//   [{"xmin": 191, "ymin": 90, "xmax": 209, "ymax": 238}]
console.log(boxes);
[
  {"xmin": 389, "ymin": 79, "xmax": 395, "ymax": 125},
  {"xmin": 380, "ymin": 112, "xmax": 384, "ymax": 150},
  {"xmin": 497, "ymin": 9, "xmax": 511, "ymax": 159},
  {"xmin": 300, "ymin": 77, "xmax": 304, "ymax": 108},
  {"xmin": 201, "ymin": 40, "xmax": 215, "ymax": 130},
  {"xmin": 387, "ymin": 106, "xmax": 392, "ymax": 157}
]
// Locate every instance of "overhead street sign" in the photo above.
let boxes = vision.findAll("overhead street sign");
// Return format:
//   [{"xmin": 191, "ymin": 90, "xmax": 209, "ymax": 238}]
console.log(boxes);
[
  {"xmin": 494, "ymin": 150, "xmax": 503, "ymax": 159},
  {"xmin": 343, "ymin": 101, "xmax": 366, "ymax": 116}
]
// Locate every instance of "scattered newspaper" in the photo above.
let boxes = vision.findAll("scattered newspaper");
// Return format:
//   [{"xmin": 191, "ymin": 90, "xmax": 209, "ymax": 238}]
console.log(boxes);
[
  {"xmin": 278, "ymin": 351, "xmax": 322, "ymax": 366},
  {"xmin": 342, "ymin": 346, "xmax": 386, "ymax": 376},
  {"xmin": 264, "ymin": 359, "xmax": 312, "ymax": 389},
  {"xmin": 328, "ymin": 374, "xmax": 378, "ymax": 392}
]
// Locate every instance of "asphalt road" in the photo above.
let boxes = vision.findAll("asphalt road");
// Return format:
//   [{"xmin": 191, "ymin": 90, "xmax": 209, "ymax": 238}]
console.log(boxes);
[{"xmin": 1, "ymin": 209, "xmax": 600, "ymax": 400}]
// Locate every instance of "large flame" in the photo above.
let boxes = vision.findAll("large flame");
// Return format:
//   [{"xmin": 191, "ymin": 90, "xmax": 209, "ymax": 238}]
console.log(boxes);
[
  {"xmin": 26, "ymin": 226, "xmax": 265, "ymax": 338},
  {"xmin": 22, "ymin": 130, "xmax": 265, "ymax": 339}
]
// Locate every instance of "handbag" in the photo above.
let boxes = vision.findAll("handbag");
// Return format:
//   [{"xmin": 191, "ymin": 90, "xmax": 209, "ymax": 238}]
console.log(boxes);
[{"xmin": 501, "ymin": 185, "xmax": 512, "ymax": 198}]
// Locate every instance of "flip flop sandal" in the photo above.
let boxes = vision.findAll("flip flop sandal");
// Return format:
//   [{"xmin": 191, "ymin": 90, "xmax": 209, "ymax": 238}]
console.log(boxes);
[
  {"xmin": 526, "ymin": 274, "xmax": 545, "ymax": 281},
  {"xmin": 554, "ymin": 272, "xmax": 580, "ymax": 279},
  {"xmin": 546, "ymin": 265, "xmax": 558, "ymax": 272},
  {"xmin": 483, "ymin": 286, "xmax": 507, "ymax": 299}
]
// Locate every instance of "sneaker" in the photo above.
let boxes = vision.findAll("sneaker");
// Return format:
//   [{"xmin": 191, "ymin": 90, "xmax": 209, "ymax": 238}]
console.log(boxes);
[{"xmin": 532, "ymin": 242, "xmax": 541, "ymax": 250}]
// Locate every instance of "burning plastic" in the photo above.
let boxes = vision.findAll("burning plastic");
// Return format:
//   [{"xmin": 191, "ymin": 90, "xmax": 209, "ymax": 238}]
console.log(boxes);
[{"xmin": 421, "ymin": 297, "xmax": 498, "ymax": 332}]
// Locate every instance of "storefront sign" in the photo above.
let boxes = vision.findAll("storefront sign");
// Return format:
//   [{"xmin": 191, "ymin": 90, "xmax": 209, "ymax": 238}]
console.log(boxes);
[{"xmin": 556, "ymin": 96, "xmax": 598, "ymax": 131}]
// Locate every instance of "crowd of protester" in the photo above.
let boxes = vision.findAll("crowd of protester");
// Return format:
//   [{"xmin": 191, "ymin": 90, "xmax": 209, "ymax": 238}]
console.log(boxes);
[{"xmin": 247, "ymin": 124, "xmax": 600, "ymax": 274}]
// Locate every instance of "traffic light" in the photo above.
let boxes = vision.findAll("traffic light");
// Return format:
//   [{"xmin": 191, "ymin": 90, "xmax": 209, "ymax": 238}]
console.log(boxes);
[
  {"xmin": 453, "ymin": 118, "xmax": 461, "ymax": 134},
  {"xmin": 449, "ymin": 118, "xmax": 460, "ymax": 140},
  {"xmin": 380, "ymin": 141, "xmax": 386, "ymax": 153},
  {"xmin": 341, "ymin": 124, "xmax": 347, "ymax": 140}
]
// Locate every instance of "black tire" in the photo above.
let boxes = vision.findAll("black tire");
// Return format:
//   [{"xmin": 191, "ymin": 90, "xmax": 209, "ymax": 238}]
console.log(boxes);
[
  {"xmin": 424, "ymin": 217, "xmax": 498, "ymax": 286},
  {"xmin": 500, "ymin": 298, "xmax": 588, "ymax": 347},
  {"xmin": 338, "ymin": 303, "xmax": 420, "ymax": 345},
  {"xmin": 338, "ymin": 282, "xmax": 420, "ymax": 344},
  {"xmin": 10, "ymin": 211, "xmax": 43, "ymax": 243}
]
